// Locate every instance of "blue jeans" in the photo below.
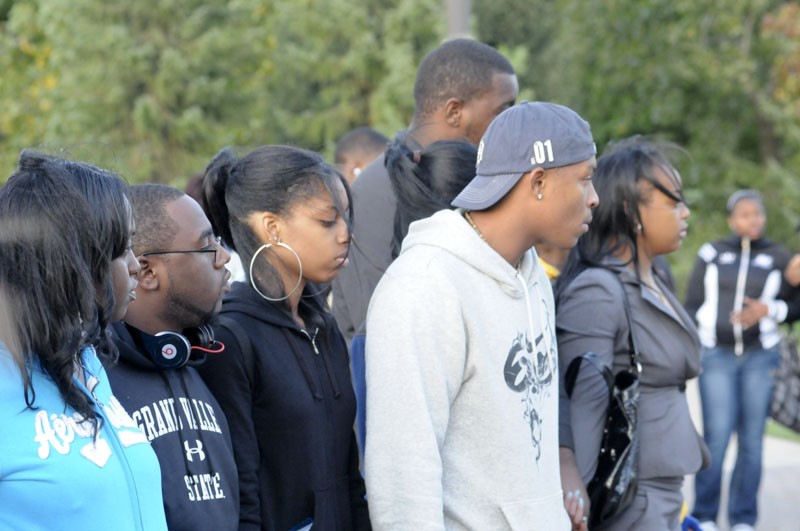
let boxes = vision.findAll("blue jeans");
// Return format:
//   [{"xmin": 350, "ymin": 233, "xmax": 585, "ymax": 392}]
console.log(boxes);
[{"xmin": 693, "ymin": 345, "xmax": 780, "ymax": 526}]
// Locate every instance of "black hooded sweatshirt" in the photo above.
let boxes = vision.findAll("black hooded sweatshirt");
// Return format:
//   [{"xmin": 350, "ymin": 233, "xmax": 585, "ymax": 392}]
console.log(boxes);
[
  {"xmin": 106, "ymin": 322, "xmax": 239, "ymax": 531},
  {"xmin": 196, "ymin": 281, "xmax": 370, "ymax": 531}
]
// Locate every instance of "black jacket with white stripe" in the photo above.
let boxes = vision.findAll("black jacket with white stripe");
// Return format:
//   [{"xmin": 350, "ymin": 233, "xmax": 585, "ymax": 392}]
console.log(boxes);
[{"xmin": 685, "ymin": 235, "xmax": 800, "ymax": 353}]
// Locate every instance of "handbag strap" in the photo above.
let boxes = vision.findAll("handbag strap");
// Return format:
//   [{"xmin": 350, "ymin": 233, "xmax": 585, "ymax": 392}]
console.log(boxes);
[
  {"xmin": 564, "ymin": 268, "xmax": 643, "ymax": 397},
  {"xmin": 609, "ymin": 268, "xmax": 643, "ymax": 376}
]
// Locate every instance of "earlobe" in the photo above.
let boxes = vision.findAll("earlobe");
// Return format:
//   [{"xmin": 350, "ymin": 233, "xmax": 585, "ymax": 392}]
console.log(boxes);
[{"xmin": 529, "ymin": 168, "xmax": 546, "ymax": 199}]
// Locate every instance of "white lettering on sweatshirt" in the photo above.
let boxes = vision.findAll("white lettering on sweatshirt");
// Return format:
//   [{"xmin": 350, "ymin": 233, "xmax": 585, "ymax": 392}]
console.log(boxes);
[
  {"xmin": 131, "ymin": 397, "xmax": 222, "ymax": 441},
  {"xmin": 33, "ymin": 394, "xmax": 148, "ymax": 466},
  {"xmin": 184, "ymin": 472, "xmax": 226, "ymax": 501}
]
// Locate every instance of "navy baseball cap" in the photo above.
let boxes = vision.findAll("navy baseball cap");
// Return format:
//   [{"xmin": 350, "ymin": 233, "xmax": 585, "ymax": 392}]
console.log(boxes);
[{"xmin": 451, "ymin": 101, "xmax": 596, "ymax": 210}]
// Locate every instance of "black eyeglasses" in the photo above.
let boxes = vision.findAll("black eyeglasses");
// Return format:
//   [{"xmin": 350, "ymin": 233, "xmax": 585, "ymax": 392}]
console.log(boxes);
[{"xmin": 141, "ymin": 236, "xmax": 222, "ymax": 263}]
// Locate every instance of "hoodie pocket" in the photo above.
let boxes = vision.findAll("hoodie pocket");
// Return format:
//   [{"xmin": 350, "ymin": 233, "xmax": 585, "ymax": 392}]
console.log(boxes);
[
  {"xmin": 499, "ymin": 492, "xmax": 568, "ymax": 529},
  {"xmin": 312, "ymin": 476, "xmax": 352, "ymax": 530}
]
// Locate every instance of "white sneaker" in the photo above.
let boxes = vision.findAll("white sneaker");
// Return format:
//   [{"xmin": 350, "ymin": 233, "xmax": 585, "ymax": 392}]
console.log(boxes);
[
  {"xmin": 730, "ymin": 525, "xmax": 755, "ymax": 531},
  {"xmin": 698, "ymin": 522, "xmax": 719, "ymax": 531}
]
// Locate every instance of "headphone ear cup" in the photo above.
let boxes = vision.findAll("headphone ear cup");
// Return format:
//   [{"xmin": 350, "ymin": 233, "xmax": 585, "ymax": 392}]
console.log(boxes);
[
  {"xmin": 184, "ymin": 325, "xmax": 214, "ymax": 349},
  {"xmin": 151, "ymin": 331, "xmax": 192, "ymax": 369}
]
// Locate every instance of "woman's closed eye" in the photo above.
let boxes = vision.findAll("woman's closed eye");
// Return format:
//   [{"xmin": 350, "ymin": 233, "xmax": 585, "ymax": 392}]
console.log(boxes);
[{"xmin": 320, "ymin": 218, "xmax": 338, "ymax": 228}]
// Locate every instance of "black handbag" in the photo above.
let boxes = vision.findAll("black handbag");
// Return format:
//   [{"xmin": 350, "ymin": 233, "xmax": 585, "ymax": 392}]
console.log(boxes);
[
  {"xmin": 770, "ymin": 332, "xmax": 800, "ymax": 433},
  {"xmin": 564, "ymin": 273, "xmax": 642, "ymax": 530}
]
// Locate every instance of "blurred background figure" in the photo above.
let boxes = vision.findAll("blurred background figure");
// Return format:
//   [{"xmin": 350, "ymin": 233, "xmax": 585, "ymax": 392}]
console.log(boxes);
[
  {"xmin": 331, "ymin": 38, "xmax": 518, "ymax": 346},
  {"xmin": 685, "ymin": 189, "xmax": 798, "ymax": 531},
  {"xmin": 334, "ymin": 126, "xmax": 388, "ymax": 185},
  {"xmin": 535, "ymin": 241, "xmax": 570, "ymax": 282}
]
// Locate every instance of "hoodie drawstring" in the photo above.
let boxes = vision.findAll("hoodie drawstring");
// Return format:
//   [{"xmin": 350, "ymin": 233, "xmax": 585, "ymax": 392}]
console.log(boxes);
[
  {"xmin": 283, "ymin": 328, "xmax": 323, "ymax": 400},
  {"xmin": 298, "ymin": 327, "xmax": 342, "ymax": 399},
  {"xmin": 516, "ymin": 270, "xmax": 555, "ymax": 369}
]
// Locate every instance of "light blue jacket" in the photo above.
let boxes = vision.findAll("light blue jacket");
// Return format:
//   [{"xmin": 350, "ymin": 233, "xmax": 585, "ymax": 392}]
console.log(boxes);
[{"xmin": 0, "ymin": 344, "xmax": 167, "ymax": 531}]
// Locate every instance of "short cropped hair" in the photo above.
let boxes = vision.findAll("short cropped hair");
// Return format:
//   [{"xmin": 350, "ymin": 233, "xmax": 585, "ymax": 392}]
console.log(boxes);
[
  {"xmin": 334, "ymin": 127, "xmax": 389, "ymax": 165},
  {"xmin": 413, "ymin": 38, "xmax": 515, "ymax": 118},
  {"xmin": 127, "ymin": 184, "xmax": 185, "ymax": 255},
  {"xmin": 726, "ymin": 189, "xmax": 763, "ymax": 215}
]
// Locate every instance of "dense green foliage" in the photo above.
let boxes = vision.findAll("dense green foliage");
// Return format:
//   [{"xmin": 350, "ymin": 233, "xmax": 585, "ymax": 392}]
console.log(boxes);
[
  {"xmin": 2, "ymin": 0, "xmax": 799, "ymax": 293},
  {"xmin": 0, "ymin": 0, "xmax": 443, "ymax": 183},
  {"xmin": 477, "ymin": 0, "xmax": 800, "ymax": 288}
]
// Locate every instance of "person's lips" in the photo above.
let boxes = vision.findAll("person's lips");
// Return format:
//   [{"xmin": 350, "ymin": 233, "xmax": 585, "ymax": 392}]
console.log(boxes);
[{"xmin": 128, "ymin": 280, "xmax": 138, "ymax": 300}]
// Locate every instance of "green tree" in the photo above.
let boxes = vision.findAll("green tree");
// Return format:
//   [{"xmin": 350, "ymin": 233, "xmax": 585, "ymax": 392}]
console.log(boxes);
[
  {"xmin": 30, "ymin": 0, "xmax": 277, "ymax": 183},
  {"xmin": 478, "ymin": 0, "xmax": 800, "ymax": 291},
  {"xmin": 0, "ymin": 0, "xmax": 54, "ymax": 174},
  {"xmin": 264, "ymin": 0, "xmax": 443, "ymax": 157},
  {"xmin": 0, "ymin": 0, "xmax": 448, "ymax": 184}
]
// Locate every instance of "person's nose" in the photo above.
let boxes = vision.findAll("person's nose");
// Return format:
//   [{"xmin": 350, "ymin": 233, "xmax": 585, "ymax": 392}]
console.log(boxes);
[
  {"xmin": 587, "ymin": 182, "xmax": 600, "ymax": 209},
  {"xmin": 337, "ymin": 218, "xmax": 351, "ymax": 245},
  {"xmin": 217, "ymin": 243, "xmax": 231, "ymax": 267},
  {"xmin": 127, "ymin": 249, "xmax": 141, "ymax": 275}
]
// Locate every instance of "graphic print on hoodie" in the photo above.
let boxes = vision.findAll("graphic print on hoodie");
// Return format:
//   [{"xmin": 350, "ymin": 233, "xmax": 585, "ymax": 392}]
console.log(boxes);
[
  {"xmin": 106, "ymin": 322, "xmax": 239, "ymax": 531},
  {"xmin": 503, "ymin": 327, "xmax": 556, "ymax": 461}
]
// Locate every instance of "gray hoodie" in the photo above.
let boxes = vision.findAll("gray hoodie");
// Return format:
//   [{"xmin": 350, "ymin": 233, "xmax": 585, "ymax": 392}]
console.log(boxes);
[{"xmin": 364, "ymin": 209, "xmax": 569, "ymax": 530}]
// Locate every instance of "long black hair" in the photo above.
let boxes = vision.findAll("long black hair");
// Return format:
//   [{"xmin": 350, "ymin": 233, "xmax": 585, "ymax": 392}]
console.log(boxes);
[
  {"xmin": 0, "ymin": 155, "xmax": 102, "ymax": 430},
  {"xmin": 385, "ymin": 138, "xmax": 478, "ymax": 258},
  {"xmin": 56, "ymin": 155, "xmax": 131, "ymax": 360},
  {"xmin": 556, "ymin": 136, "xmax": 685, "ymax": 300},
  {"xmin": 202, "ymin": 145, "xmax": 352, "ymax": 322}
]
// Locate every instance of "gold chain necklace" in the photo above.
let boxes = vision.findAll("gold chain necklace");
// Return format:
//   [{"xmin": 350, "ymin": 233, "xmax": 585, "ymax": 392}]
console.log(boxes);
[
  {"xmin": 463, "ymin": 210, "xmax": 522, "ymax": 270},
  {"xmin": 463, "ymin": 210, "xmax": 486, "ymax": 241}
]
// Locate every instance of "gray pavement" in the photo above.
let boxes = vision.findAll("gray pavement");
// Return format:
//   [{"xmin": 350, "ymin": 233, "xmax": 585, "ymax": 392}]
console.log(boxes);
[{"xmin": 683, "ymin": 380, "xmax": 800, "ymax": 531}]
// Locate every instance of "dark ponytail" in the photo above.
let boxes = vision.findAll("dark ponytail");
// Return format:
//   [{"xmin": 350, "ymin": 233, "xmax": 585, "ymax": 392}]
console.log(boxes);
[
  {"xmin": 386, "ymin": 138, "xmax": 478, "ymax": 258},
  {"xmin": 202, "ymin": 147, "xmax": 238, "ymax": 252},
  {"xmin": 201, "ymin": 145, "xmax": 352, "ymax": 324}
]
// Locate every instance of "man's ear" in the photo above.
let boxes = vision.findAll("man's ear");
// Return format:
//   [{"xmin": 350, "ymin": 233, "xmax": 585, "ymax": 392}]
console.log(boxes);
[
  {"xmin": 527, "ymin": 167, "xmax": 547, "ymax": 198},
  {"xmin": 136, "ymin": 257, "xmax": 160, "ymax": 291},
  {"xmin": 442, "ymin": 97, "xmax": 464, "ymax": 129}
]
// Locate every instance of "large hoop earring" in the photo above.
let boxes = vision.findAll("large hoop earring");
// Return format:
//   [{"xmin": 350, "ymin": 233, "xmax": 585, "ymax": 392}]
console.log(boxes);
[{"xmin": 249, "ymin": 242, "xmax": 303, "ymax": 302}]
